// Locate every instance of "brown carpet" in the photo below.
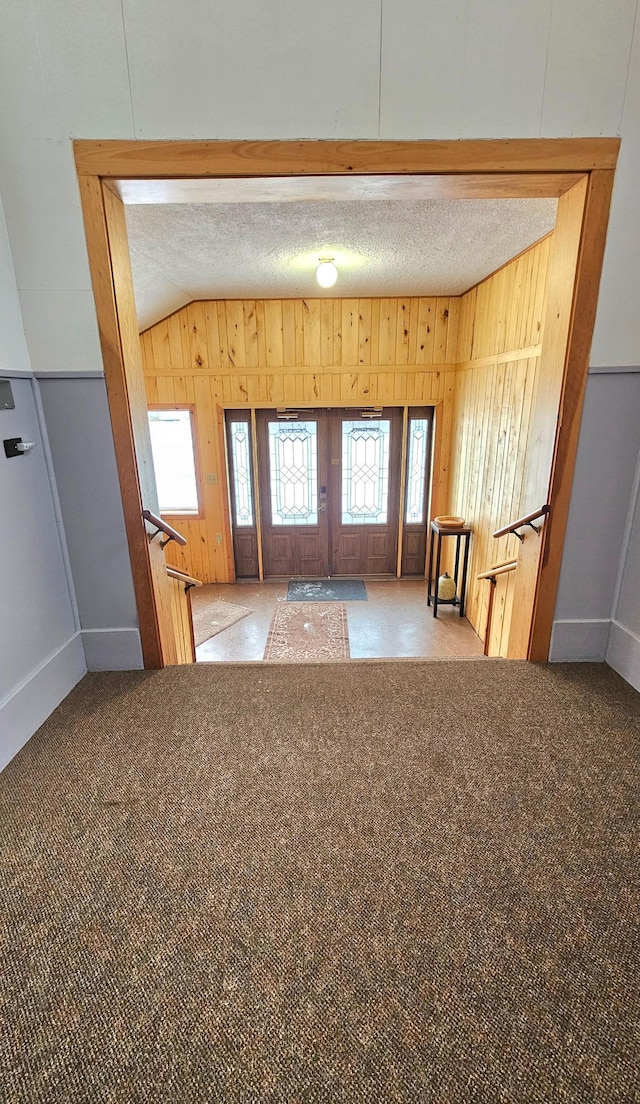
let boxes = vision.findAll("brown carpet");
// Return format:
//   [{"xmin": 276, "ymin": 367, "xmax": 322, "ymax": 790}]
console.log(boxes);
[{"xmin": 1, "ymin": 660, "xmax": 638, "ymax": 1103}]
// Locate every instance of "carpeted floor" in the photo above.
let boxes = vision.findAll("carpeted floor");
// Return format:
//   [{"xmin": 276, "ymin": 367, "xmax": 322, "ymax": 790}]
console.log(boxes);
[{"xmin": 1, "ymin": 660, "xmax": 638, "ymax": 1102}]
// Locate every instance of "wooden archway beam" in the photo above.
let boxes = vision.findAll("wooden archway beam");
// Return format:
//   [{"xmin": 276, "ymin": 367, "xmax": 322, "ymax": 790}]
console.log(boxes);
[{"xmin": 74, "ymin": 138, "xmax": 619, "ymax": 178}]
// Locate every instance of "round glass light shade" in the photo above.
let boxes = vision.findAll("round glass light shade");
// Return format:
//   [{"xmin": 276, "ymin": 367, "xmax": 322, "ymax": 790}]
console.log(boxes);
[{"xmin": 316, "ymin": 260, "xmax": 338, "ymax": 288}]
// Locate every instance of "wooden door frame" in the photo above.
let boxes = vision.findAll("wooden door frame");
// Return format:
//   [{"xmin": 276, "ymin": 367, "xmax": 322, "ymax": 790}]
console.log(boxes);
[
  {"xmin": 224, "ymin": 399, "xmax": 437, "ymax": 584},
  {"xmin": 74, "ymin": 138, "xmax": 618, "ymax": 666}
]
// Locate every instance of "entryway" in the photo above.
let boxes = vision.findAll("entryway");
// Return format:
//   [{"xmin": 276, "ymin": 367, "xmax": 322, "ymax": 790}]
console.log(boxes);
[
  {"xmin": 74, "ymin": 138, "xmax": 618, "ymax": 667},
  {"xmin": 226, "ymin": 406, "xmax": 432, "ymax": 579},
  {"xmin": 191, "ymin": 578, "xmax": 483, "ymax": 663}
]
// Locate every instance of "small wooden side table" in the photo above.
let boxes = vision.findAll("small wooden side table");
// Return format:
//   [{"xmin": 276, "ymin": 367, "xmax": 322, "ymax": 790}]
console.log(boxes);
[{"xmin": 427, "ymin": 521, "xmax": 472, "ymax": 618}]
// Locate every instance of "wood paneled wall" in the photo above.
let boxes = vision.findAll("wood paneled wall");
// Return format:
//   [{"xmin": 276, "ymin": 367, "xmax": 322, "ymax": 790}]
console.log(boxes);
[
  {"xmin": 167, "ymin": 574, "xmax": 196, "ymax": 664},
  {"xmin": 448, "ymin": 235, "xmax": 553, "ymax": 653},
  {"xmin": 142, "ymin": 296, "xmax": 459, "ymax": 582},
  {"xmin": 142, "ymin": 243, "xmax": 552, "ymax": 645}
]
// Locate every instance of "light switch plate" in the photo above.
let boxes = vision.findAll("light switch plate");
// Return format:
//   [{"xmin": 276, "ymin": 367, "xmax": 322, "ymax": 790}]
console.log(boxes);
[{"xmin": 0, "ymin": 380, "xmax": 15, "ymax": 410}]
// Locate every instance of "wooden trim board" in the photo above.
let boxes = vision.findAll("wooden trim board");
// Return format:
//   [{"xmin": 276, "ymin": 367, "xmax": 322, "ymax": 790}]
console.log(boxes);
[
  {"xmin": 106, "ymin": 173, "xmax": 584, "ymax": 204},
  {"xmin": 527, "ymin": 170, "xmax": 617, "ymax": 661},
  {"xmin": 74, "ymin": 138, "xmax": 619, "ymax": 177}
]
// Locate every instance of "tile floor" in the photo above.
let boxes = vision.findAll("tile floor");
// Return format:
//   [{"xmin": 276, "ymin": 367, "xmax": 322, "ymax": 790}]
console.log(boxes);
[{"xmin": 195, "ymin": 579, "xmax": 484, "ymax": 663}]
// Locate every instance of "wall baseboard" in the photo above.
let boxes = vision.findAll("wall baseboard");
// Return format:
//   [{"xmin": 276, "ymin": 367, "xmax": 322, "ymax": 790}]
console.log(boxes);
[
  {"xmin": 549, "ymin": 618, "xmax": 611, "ymax": 661},
  {"xmin": 606, "ymin": 621, "xmax": 640, "ymax": 694},
  {"xmin": 0, "ymin": 633, "xmax": 86, "ymax": 772},
  {"xmin": 82, "ymin": 628, "xmax": 143, "ymax": 671}
]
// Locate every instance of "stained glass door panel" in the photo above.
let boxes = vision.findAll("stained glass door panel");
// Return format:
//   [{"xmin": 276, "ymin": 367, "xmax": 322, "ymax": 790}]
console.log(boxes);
[
  {"xmin": 401, "ymin": 408, "xmax": 433, "ymax": 576},
  {"xmin": 330, "ymin": 409, "xmax": 403, "ymax": 576},
  {"xmin": 225, "ymin": 411, "xmax": 259, "ymax": 577},
  {"xmin": 257, "ymin": 410, "xmax": 330, "ymax": 577}
]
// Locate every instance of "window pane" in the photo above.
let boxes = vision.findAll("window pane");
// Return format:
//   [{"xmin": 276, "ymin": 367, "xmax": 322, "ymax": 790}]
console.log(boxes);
[
  {"xmin": 341, "ymin": 420, "xmax": 390, "ymax": 525},
  {"xmin": 148, "ymin": 409, "xmax": 199, "ymax": 513},
  {"xmin": 405, "ymin": 418, "xmax": 429, "ymax": 524},
  {"xmin": 268, "ymin": 421, "xmax": 318, "ymax": 526},
  {"xmin": 229, "ymin": 421, "xmax": 254, "ymax": 526}
]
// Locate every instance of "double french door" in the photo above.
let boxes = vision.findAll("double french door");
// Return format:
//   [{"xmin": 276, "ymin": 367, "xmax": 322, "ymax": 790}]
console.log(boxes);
[{"xmin": 226, "ymin": 407, "xmax": 432, "ymax": 579}]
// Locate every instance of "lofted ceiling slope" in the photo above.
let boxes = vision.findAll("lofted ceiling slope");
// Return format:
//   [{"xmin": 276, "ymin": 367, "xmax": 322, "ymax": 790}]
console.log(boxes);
[{"xmin": 126, "ymin": 193, "xmax": 557, "ymax": 332}]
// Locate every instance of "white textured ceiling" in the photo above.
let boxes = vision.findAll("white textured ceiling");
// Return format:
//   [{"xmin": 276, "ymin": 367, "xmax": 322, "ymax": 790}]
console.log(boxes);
[{"xmin": 126, "ymin": 195, "xmax": 557, "ymax": 332}]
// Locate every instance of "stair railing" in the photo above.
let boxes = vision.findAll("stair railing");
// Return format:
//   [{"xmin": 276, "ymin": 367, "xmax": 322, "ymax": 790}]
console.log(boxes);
[
  {"xmin": 166, "ymin": 565, "xmax": 203, "ymax": 592},
  {"xmin": 478, "ymin": 559, "xmax": 518, "ymax": 656},
  {"xmin": 493, "ymin": 504, "xmax": 550, "ymax": 543},
  {"xmin": 142, "ymin": 508, "xmax": 188, "ymax": 548}
]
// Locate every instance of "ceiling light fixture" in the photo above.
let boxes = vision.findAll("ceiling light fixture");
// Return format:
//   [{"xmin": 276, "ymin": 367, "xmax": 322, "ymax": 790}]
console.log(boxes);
[{"xmin": 316, "ymin": 257, "xmax": 338, "ymax": 289}]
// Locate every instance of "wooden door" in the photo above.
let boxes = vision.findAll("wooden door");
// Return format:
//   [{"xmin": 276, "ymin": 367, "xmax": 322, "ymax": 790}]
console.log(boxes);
[
  {"xmin": 257, "ymin": 409, "xmax": 330, "ymax": 577},
  {"xmin": 329, "ymin": 408, "xmax": 403, "ymax": 576}
]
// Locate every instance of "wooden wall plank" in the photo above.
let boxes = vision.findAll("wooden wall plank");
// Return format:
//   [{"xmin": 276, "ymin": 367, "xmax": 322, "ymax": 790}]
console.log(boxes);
[
  {"xmin": 447, "ymin": 236, "xmax": 553, "ymax": 653},
  {"xmin": 358, "ymin": 299, "xmax": 372, "ymax": 365},
  {"xmin": 225, "ymin": 300, "xmax": 246, "ymax": 368},
  {"xmin": 341, "ymin": 299, "xmax": 359, "ymax": 365},
  {"xmin": 186, "ymin": 302, "xmax": 207, "ymax": 370}
]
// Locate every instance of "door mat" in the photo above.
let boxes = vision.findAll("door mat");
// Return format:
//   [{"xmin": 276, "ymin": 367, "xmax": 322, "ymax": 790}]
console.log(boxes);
[
  {"xmin": 264, "ymin": 602, "xmax": 350, "ymax": 662},
  {"xmin": 287, "ymin": 578, "xmax": 367, "ymax": 602},
  {"xmin": 190, "ymin": 595, "xmax": 253, "ymax": 648}
]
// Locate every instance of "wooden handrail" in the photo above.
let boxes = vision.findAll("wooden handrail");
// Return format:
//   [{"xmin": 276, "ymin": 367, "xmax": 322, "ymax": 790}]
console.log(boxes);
[
  {"xmin": 477, "ymin": 560, "xmax": 518, "ymax": 581},
  {"xmin": 166, "ymin": 566, "xmax": 203, "ymax": 588},
  {"xmin": 493, "ymin": 504, "xmax": 550, "ymax": 541},
  {"xmin": 142, "ymin": 509, "xmax": 187, "ymax": 547},
  {"xmin": 479, "ymin": 559, "xmax": 519, "ymax": 657}
]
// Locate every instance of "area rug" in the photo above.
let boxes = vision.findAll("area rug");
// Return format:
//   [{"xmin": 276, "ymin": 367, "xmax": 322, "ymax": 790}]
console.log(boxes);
[
  {"xmin": 190, "ymin": 594, "xmax": 253, "ymax": 648},
  {"xmin": 287, "ymin": 578, "xmax": 367, "ymax": 601},
  {"xmin": 264, "ymin": 601, "xmax": 350, "ymax": 661}
]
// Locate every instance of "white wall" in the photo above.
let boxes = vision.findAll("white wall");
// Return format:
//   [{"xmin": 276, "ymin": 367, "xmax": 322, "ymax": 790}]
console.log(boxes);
[
  {"xmin": 550, "ymin": 369, "xmax": 640, "ymax": 662},
  {"xmin": 0, "ymin": 201, "xmax": 85, "ymax": 771},
  {"xmin": 607, "ymin": 442, "xmax": 640, "ymax": 691},
  {"xmin": 1, "ymin": 0, "xmax": 639, "ymax": 684}
]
